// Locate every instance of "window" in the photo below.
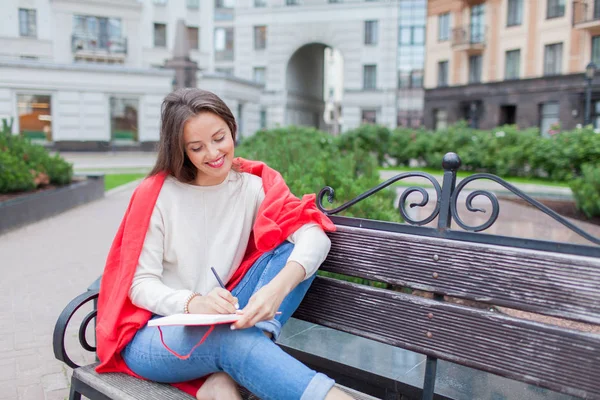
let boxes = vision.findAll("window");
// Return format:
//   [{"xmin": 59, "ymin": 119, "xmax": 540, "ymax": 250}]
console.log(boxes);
[
  {"xmin": 329, "ymin": 0, "xmax": 342, "ymax": 2},
  {"xmin": 468, "ymin": 55, "xmax": 482, "ymax": 83},
  {"xmin": 260, "ymin": 108, "xmax": 267, "ymax": 129},
  {"xmin": 547, "ymin": 0, "xmax": 565, "ymax": 18},
  {"xmin": 72, "ymin": 15, "xmax": 124, "ymax": 54},
  {"xmin": 215, "ymin": 67, "xmax": 234, "ymax": 76},
  {"xmin": 400, "ymin": 26, "xmax": 425, "ymax": 45},
  {"xmin": 434, "ymin": 109, "xmax": 448, "ymax": 131},
  {"xmin": 253, "ymin": 67, "xmax": 266, "ymax": 84},
  {"xmin": 593, "ymin": 101, "xmax": 600, "ymax": 129},
  {"xmin": 438, "ymin": 61, "xmax": 448, "ymax": 87},
  {"xmin": 410, "ymin": 69, "xmax": 423, "ymax": 88},
  {"xmin": 17, "ymin": 94, "xmax": 52, "ymax": 141},
  {"xmin": 254, "ymin": 26, "xmax": 266, "ymax": 50},
  {"xmin": 398, "ymin": 69, "xmax": 423, "ymax": 89},
  {"xmin": 499, "ymin": 105, "xmax": 517, "ymax": 125},
  {"xmin": 255, "ymin": 0, "xmax": 267, "ymax": 6},
  {"xmin": 470, "ymin": 4, "xmax": 485, "ymax": 44},
  {"xmin": 438, "ymin": 13, "xmax": 450, "ymax": 41},
  {"xmin": 363, "ymin": 65, "xmax": 377, "ymax": 89},
  {"xmin": 187, "ymin": 27, "xmax": 199, "ymax": 50},
  {"xmin": 507, "ymin": 0, "xmax": 523, "ymax": 26},
  {"xmin": 365, "ymin": 21, "xmax": 378, "ymax": 45},
  {"xmin": 215, "ymin": 28, "xmax": 234, "ymax": 61},
  {"xmin": 540, "ymin": 102, "xmax": 559, "ymax": 137},
  {"xmin": 19, "ymin": 9, "xmax": 37, "ymax": 38},
  {"xmin": 187, "ymin": 0, "xmax": 200, "ymax": 8},
  {"xmin": 544, "ymin": 43, "xmax": 563, "ymax": 75},
  {"xmin": 593, "ymin": 36, "xmax": 600, "ymax": 65},
  {"xmin": 110, "ymin": 97, "xmax": 139, "ymax": 142},
  {"xmin": 361, "ymin": 110, "xmax": 377, "ymax": 124},
  {"xmin": 215, "ymin": 0, "xmax": 234, "ymax": 7},
  {"xmin": 154, "ymin": 23, "xmax": 167, "ymax": 47},
  {"xmin": 153, "ymin": 0, "xmax": 167, "ymax": 4},
  {"xmin": 505, "ymin": 49, "xmax": 520, "ymax": 79},
  {"xmin": 286, "ymin": 0, "xmax": 298, "ymax": 5}
]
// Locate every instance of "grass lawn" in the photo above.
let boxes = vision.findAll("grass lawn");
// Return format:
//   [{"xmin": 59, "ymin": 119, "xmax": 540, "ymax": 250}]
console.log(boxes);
[
  {"xmin": 380, "ymin": 166, "xmax": 570, "ymax": 188},
  {"xmin": 105, "ymin": 173, "xmax": 146, "ymax": 191}
]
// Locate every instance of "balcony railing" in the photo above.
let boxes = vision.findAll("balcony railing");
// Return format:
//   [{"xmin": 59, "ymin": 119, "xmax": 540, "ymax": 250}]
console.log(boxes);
[
  {"xmin": 573, "ymin": 0, "xmax": 600, "ymax": 27},
  {"xmin": 451, "ymin": 26, "xmax": 486, "ymax": 50},
  {"xmin": 215, "ymin": 49, "xmax": 234, "ymax": 61},
  {"xmin": 71, "ymin": 34, "xmax": 127, "ymax": 57}
]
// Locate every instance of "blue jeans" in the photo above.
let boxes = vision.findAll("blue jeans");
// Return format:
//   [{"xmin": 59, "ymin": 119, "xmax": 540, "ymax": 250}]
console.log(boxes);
[{"xmin": 122, "ymin": 242, "xmax": 335, "ymax": 400}]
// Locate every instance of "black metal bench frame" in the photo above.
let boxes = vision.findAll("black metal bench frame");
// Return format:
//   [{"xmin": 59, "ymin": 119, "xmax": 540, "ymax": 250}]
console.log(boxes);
[{"xmin": 54, "ymin": 152, "xmax": 600, "ymax": 400}]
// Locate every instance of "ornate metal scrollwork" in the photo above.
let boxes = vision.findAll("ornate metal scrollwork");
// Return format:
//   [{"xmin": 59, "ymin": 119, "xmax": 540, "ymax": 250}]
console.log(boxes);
[
  {"xmin": 450, "ymin": 173, "xmax": 600, "ymax": 245},
  {"xmin": 317, "ymin": 172, "xmax": 442, "ymax": 226}
]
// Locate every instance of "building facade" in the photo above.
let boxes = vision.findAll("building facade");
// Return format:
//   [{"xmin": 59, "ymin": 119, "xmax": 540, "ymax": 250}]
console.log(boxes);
[
  {"xmin": 423, "ymin": 0, "xmax": 600, "ymax": 134},
  {"xmin": 1, "ymin": 0, "xmax": 425, "ymax": 149}
]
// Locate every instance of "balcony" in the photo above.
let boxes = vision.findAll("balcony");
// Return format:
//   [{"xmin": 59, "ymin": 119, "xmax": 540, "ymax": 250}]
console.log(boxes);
[
  {"xmin": 573, "ymin": 1, "xmax": 600, "ymax": 30},
  {"xmin": 451, "ymin": 26, "xmax": 486, "ymax": 53},
  {"xmin": 71, "ymin": 34, "xmax": 127, "ymax": 63}
]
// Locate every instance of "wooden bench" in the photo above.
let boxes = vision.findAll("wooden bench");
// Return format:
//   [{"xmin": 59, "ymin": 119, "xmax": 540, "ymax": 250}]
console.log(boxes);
[{"xmin": 54, "ymin": 153, "xmax": 600, "ymax": 400}]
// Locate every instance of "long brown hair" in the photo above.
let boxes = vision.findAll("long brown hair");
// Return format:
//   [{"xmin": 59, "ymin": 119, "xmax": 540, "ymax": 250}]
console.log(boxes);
[{"xmin": 149, "ymin": 88, "xmax": 237, "ymax": 182}]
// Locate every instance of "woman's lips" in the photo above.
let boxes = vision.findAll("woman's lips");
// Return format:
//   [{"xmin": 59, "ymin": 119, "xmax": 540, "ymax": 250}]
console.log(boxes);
[{"xmin": 206, "ymin": 156, "xmax": 225, "ymax": 168}]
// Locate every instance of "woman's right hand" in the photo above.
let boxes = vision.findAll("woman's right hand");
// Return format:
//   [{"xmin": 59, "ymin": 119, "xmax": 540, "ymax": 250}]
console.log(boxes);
[{"xmin": 187, "ymin": 288, "xmax": 239, "ymax": 314}]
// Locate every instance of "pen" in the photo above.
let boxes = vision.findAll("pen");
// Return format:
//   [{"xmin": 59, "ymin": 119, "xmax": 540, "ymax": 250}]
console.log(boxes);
[
  {"xmin": 211, "ymin": 267, "xmax": 239, "ymax": 310},
  {"xmin": 210, "ymin": 267, "xmax": 282, "ymax": 316}
]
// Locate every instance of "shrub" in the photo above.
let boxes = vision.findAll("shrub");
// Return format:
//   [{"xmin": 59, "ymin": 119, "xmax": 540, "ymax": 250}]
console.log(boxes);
[
  {"xmin": 339, "ymin": 123, "xmax": 599, "ymax": 183},
  {"xmin": 570, "ymin": 163, "xmax": 600, "ymax": 218},
  {"xmin": 336, "ymin": 124, "xmax": 392, "ymax": 166},
  {"xmin": 236, "ymin": 126, "xmax": 401, "ymax": 222},
  {"xmin": 0, "ymin": 119, "xmax": 73, "ymax": 194}
]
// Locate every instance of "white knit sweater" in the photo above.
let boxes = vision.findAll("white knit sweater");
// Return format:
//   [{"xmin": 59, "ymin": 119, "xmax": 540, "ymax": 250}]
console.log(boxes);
[{"xmin": 128, "ymin": 171, "xmax": 331, "ymax": 316}]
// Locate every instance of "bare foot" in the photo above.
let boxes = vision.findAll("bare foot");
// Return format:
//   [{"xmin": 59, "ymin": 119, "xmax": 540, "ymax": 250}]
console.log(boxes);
[
  {"xmin": 196, "ymin": 372, "xmax": 242, "ymax": 400},
  {"xmin": 325, "ymin": 386, "xmax": 355, "ymax": 400}
]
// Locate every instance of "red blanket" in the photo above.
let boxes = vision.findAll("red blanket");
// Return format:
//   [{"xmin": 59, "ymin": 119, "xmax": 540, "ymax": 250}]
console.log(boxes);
[{"xmin": 95, "ymin": 158, "xmax": 335, "ymax": 396}]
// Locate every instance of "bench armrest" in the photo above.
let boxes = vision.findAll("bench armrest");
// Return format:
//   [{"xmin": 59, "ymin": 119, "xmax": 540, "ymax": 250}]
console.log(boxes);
[{"xmin": 53, "ymin": 289, "xmax": 99, "ymax": 369}]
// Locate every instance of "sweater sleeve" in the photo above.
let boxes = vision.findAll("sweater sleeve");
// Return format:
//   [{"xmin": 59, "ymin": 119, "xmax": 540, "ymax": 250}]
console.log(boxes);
[
  {"xmin": 128, "ymin": 204, "xmax": 195, "ymax": 316},
  {"xmin": 286, "ymin": 224, "xmax": 331, "ymax": 280},
  {"xmin": 254, "ymin": 186, "xmax": 331, "ymax": 280}
]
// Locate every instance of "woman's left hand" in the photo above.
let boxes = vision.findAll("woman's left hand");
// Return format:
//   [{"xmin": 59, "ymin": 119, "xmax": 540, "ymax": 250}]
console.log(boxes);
[{"xmin": 231, "ymin": 283, "xmax": 285, "ymax": 330}]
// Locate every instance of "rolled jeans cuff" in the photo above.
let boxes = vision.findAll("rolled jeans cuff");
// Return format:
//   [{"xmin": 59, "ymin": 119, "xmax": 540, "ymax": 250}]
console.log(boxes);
[
  {"xmin": 254, "ymin": 318, "xmax": 282, "ymax": 342},
  {"xmin": 300, "ymin": 372, "xmax": 336, "ymax": 400}
]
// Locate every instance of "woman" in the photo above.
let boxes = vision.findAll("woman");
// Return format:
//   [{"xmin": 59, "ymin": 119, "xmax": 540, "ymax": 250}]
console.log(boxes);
[{"xmin": 95, "ymin": 88, "xmax": 354, "ymax": 400}]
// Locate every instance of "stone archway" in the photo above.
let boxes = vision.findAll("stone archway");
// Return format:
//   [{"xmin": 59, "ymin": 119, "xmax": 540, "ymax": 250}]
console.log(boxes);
[{"xmin": 284, "ymin": 43, "xmax": 344, "ymax": 132}]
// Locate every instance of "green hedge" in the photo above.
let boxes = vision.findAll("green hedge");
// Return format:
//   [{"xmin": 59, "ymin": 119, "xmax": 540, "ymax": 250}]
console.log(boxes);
[
  {"xmin": 236, "ymin": 126, "xmax": 401, "ymax": 223},
  {"xmin": 340, "ymin": 123, "xmax": 600, "ymax": 217},
  {"xmin": 343, "ymin": 123, "xmax": 600, "ymax": 180},
  {"xmin": 570, "ymin": 164, "xmax": 600, "ymax": 218},
  {"xmin": 0, "ymin": 118, "xmax": 73, "ymax": 194}
]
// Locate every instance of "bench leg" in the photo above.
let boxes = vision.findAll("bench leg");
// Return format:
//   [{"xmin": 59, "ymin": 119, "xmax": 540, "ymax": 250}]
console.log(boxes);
[{"xmin": 69, "ymin": 384, "xmax": 82, "ymax": 400}]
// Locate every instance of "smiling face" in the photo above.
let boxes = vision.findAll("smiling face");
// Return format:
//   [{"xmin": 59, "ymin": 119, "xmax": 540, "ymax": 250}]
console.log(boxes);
[{"xmin": 183, "ymin": 112, "xmax": 235, "ymax": 186}]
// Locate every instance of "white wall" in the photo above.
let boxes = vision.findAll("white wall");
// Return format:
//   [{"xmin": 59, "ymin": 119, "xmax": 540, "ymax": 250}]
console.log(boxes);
[{"xmin": 0, "ymin": 61, "xmax": 172, "ymax": 141}]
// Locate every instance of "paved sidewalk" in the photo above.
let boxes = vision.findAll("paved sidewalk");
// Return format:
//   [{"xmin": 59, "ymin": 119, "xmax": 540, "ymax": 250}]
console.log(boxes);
[{"xmin": 0, "ymin": 184, "xmax": 135, "ymax": 400}]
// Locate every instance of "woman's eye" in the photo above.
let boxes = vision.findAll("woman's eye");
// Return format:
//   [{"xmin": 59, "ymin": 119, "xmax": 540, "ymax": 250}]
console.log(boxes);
[
  {"xmin": 215, "ymin": 136, "xmax": 225, "ymax": 142},
  {"xmin": 191, "ymin": 147, "xmax": 202, "ymax": 152}
]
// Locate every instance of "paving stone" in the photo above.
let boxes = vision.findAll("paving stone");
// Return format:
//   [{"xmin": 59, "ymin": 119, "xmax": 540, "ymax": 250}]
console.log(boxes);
[
  {"xmin": 17, "ymin": 383, "xmax": 44, "ymax": 400},
  {"xmin": 41, "ymin": 372, "xmax": 69, "ymax": 392},
  {"xmin": 43, "ymin": 387, "xmax": 70, "ymax": 400},
  {"xmin": 0, "ymin": 380, "xmax": 18, "ymax": 400},
  {"xmin": 0, "ymin": 358, "xmax": 16, "ymax": 382}
]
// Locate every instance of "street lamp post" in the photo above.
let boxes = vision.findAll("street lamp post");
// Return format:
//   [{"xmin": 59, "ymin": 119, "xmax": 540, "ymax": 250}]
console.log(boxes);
[{"xmin": 584, "ymin": 62, "xmax": 596, "ymax": 126}]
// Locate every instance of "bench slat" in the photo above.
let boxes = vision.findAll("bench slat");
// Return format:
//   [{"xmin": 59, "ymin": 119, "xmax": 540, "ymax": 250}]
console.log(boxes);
[
  {"xmin": 323, "ymin": 226, "xmax": 600, "ymax": 325},
  {"xmin": 294, "ymin": 276, "xmax": 600, "ymax": 399}
]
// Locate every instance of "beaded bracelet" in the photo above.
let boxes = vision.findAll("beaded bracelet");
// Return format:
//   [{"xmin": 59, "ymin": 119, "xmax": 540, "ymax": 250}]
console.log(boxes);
[{"xmin": 183, "ymin": 292, "xmax": 200, "ymax": 314}]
